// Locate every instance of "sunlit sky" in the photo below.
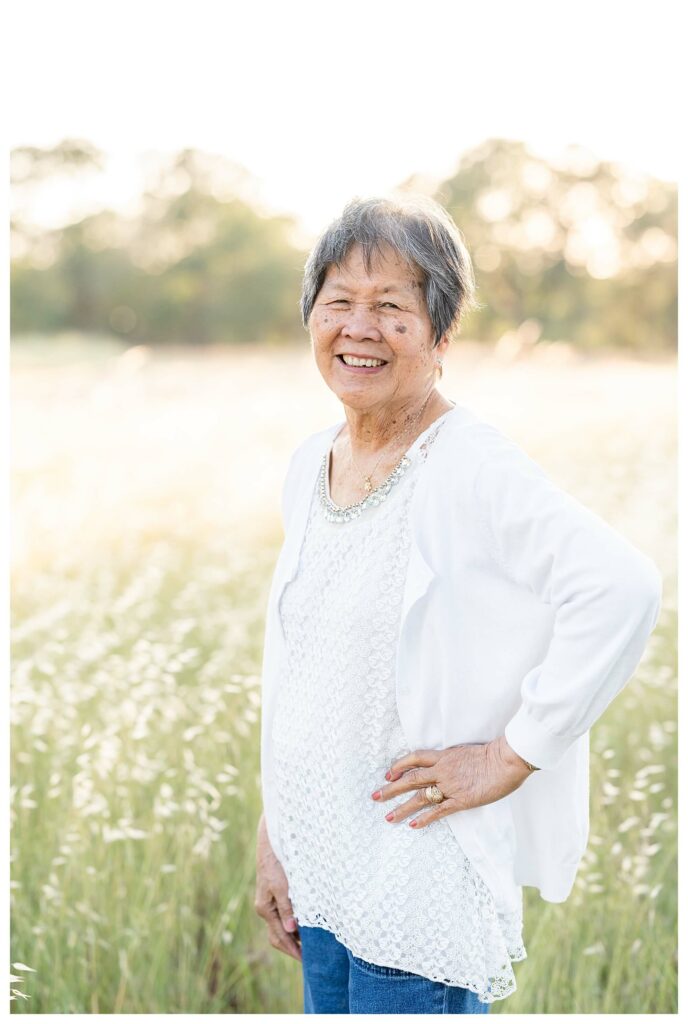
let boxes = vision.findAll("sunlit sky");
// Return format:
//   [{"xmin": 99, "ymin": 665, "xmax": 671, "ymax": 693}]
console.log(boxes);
[{"xmin": 8, "ymin": 0, "xmax": 681, "ymax": 240}]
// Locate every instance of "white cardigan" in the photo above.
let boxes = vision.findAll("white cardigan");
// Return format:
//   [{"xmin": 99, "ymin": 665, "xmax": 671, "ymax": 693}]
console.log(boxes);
[{"xmin": 259, "ymin": 402, "xmax": 663, "ymax": 914}]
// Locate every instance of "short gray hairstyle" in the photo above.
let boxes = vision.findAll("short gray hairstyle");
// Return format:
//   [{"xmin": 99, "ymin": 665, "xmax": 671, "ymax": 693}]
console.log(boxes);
[{"xmin": 300, "ymin": 195, "xmax": 481, "ymax": 346}]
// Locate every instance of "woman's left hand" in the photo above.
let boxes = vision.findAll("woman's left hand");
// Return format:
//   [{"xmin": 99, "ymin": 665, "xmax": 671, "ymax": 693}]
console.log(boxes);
[{"xmin": 370, "ymin": 736, "xmax": 534, "ymax": 829}]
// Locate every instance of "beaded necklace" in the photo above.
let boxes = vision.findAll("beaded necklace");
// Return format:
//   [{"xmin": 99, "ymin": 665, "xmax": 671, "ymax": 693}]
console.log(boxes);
[{"xmin": 317, "ymin": 406, "xmax": 453, "ymax": 524}]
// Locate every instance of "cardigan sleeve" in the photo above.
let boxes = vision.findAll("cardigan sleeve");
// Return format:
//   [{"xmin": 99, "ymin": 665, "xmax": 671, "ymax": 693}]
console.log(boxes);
[{"xmin": 473, "ymin": 433, "xmax": 663, "ymax": 771}]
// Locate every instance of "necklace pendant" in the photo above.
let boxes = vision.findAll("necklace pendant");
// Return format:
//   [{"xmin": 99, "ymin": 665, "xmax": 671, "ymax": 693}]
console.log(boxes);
[{"xmin": 318, "ymin": 450, "xmax": 411, "ymax": 524}]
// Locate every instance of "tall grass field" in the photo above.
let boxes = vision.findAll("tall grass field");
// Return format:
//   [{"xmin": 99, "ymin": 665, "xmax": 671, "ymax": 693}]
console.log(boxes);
[{"xmin": 10, "ymin": 337, "xmax": 677, "ymax": 1013}]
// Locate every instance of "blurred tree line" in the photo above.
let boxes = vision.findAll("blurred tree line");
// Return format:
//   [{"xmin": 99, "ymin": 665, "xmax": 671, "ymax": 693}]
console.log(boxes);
[{"xmin": 10, "ymin": 138, "xmax": 676, "ymax": 351}]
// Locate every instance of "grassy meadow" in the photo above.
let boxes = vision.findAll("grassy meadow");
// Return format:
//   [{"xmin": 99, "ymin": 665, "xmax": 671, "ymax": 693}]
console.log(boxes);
[{"xmin": 10, "ymin": 336, "xmax": 677, "ymax": 1013}]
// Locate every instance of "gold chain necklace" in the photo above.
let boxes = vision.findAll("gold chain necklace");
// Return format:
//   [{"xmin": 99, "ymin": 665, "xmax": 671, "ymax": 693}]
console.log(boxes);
[{"xmin": 347, "ymin": 392, "xmax": 434, "ymax": 495}]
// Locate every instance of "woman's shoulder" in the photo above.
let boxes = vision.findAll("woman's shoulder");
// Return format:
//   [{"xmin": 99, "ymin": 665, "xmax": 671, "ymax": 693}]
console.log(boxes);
[
  {"xmin": 281, "ymin": 421, "xmax": 344, "ymax": 501},
  {"xmin": 440, "ymin": 404, "xmax": 541, "ymax": 476},
  {"xmin": 286, "ymin": 420, "xmax": 343, "ymax": 468}
]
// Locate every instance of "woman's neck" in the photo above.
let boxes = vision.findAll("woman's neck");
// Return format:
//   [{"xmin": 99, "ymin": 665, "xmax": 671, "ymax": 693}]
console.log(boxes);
[{"xmin": 341, "ymin": 389, "xmax": 453, "ymax": 456}]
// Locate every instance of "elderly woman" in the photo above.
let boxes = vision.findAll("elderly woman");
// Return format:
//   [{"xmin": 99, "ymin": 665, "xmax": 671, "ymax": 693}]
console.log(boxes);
[{"xmin": 254, "ymin": 196, "xmax": 662, "ymax": 1014}]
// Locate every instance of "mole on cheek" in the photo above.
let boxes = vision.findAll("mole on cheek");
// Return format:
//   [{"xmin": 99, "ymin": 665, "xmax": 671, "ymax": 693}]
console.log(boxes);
[{"xmin": 394, "ymin": 323, "xmax": 407, "ymax": 334}]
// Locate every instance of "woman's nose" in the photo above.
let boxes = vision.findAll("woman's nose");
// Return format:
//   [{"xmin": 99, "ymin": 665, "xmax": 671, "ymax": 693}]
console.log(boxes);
[{"xmin": 341, "ymin": 305, "xmax": 383, "ymax": 343}]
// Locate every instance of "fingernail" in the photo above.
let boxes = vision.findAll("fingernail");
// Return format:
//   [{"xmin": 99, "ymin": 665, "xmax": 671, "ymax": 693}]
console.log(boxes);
[
  {"xmin": 385, "ymin": 771, "xmax": 391, "ymax": 781},
  {"xmin": 385, "ymin": 812, "xmax": 394, "ymax": 822},
  {"xmin": 285, "ymin": 917, "xmax": 297, "ymax": 931},
  {"xmin": 409, "ymin": 820, "xmax": 418, "ymax": 828},
  {"xmin": 371, "ymin": 790, "xmax": 381, "ymax": 800}
]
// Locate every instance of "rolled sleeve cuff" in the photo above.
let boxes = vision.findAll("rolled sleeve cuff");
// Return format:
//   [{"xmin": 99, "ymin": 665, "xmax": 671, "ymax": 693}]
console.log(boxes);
[{"xmin": 504, "ymin": 704, "xmax": 578, "ymax": 772}]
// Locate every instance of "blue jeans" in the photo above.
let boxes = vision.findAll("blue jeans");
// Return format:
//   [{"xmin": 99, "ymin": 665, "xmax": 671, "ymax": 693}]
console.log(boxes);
[{"xmin": 300, "ymin": 924, "xmax": 491, "ymax": 1014}]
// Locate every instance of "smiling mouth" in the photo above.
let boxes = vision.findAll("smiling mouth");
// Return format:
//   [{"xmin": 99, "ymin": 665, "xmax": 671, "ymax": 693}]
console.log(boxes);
[{"xmin": 336, "ymin": 354, "xmax": 389, "ymax": 369}]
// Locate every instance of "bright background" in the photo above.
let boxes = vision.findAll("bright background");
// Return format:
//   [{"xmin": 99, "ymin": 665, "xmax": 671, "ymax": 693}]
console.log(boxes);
[
  {"xmin": 8, "ymin": 0, "xmax": 681, "ymax": 235},
  {"xmin": 8, "ymin": 0, "xmax": 679, "ymax": 1014}
]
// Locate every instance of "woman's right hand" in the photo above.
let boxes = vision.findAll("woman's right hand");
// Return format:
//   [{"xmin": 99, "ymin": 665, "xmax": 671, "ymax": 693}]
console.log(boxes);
[{"xmin": 254, "ymin": 813, "xmax": 302, "ymax": 962}]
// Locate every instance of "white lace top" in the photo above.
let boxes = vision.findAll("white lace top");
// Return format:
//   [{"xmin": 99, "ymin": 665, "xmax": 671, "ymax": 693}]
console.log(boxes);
[{"xmin": 271, "ymin": 410, "xmax": 527, "ymax": 1004}]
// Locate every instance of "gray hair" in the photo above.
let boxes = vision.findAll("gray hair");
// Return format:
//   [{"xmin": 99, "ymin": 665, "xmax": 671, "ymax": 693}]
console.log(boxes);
[{"xmin": 300, "ymin": 195, "xmax": 481, "ymax": 346}]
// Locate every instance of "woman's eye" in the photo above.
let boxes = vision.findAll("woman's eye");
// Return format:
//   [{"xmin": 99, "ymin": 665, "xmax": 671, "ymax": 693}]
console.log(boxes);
[
  {"xmin": 380, "ymin": 302, "xmax": 400, "ymax": 309},
  {"xmin": 328, "ymin": 299, "xmax": 349, "ymax": 306}
]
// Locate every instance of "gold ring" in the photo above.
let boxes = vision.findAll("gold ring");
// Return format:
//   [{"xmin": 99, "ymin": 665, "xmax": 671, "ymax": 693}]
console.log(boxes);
[{"xmin": 424, "ymin": 784, "xmax": 445, "ymax": 804}]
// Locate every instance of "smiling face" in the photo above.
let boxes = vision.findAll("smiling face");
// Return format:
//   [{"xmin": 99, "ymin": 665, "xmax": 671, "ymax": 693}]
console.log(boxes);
[{"xmin": 309, "ymin": 242, "xmax": 449, "ymax": 415}]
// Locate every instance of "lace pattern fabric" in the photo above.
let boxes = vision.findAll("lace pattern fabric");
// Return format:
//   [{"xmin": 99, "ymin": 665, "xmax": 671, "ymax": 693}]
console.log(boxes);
[{"xmin": 271, "ymin": 413, "xmax": 527, "ymax": 1004}]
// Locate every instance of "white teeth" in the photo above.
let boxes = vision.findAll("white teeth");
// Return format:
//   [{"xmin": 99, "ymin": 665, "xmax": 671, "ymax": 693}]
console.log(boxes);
[{"xmin": 341, "ymin": 355, "xmax": 386, "ymax": 367}]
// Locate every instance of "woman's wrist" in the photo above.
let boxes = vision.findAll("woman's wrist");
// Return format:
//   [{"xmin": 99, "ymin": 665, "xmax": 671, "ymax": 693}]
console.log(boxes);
[{"xmin": 493, "ymin": 734, "xmax": 539, "ymax": 776}]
